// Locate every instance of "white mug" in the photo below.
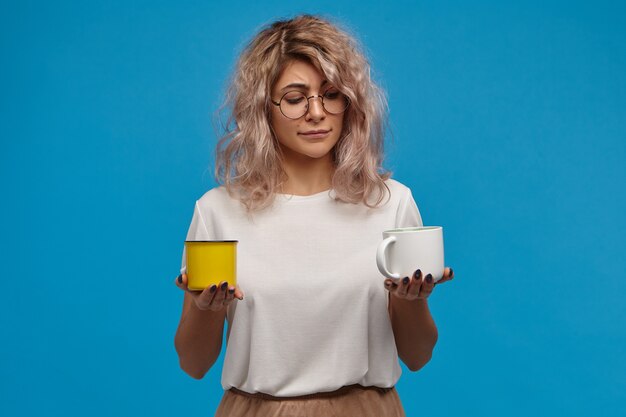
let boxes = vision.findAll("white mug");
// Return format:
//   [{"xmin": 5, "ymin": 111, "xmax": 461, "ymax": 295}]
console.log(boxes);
[{"xmin": 376, "ymin": 226, "xmax": 445, "ymax": 282}]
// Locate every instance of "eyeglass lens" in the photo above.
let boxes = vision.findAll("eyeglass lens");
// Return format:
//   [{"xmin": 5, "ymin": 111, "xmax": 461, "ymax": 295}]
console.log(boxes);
[{"xmin": 279, "ymin": 89, "xmax": 349, "ymax": 119}]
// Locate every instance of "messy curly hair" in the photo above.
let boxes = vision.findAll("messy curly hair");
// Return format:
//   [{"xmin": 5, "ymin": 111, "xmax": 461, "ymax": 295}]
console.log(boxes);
[{"xmin": 213, "ymin": 13, "xmax": 393, "ymax": 213}]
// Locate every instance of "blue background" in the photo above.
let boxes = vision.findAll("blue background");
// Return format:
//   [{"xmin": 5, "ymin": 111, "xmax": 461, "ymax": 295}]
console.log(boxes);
[{"xmin": 2, "ymin": 1, "xmax": 625, "ymax": 416}]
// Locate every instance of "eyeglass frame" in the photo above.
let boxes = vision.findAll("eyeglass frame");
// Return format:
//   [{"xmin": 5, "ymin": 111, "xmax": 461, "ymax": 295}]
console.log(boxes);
[{"xmin": 270, "ymin": 89, "xmax": 351, "ymax": 120}]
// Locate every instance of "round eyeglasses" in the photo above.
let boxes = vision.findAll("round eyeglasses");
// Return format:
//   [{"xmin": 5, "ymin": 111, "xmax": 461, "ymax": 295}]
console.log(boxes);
[{"xmin": 271, "ymin": 89, "xmax": 350, "ymax": 120}]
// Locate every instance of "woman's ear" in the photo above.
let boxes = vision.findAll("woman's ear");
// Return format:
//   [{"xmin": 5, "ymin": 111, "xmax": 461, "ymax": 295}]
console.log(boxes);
[{"xmin": 266, "ymin": 103, "xmax": 273, "ymax": 123}]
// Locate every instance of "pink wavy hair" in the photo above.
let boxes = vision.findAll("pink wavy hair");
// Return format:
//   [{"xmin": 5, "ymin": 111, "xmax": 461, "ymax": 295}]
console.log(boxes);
[{"xmin": 213, "ymin": 13, "xmax": 393, "ymax": 213}]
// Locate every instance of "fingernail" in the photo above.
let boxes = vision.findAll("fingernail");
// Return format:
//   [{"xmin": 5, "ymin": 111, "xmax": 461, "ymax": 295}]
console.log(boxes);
[
  {"xmin": 210, "ymin": 285, "xmax": 217, "ymax": 293},
  {"xmin": 238, "ymin": 296, "xmax": 244, "ymax": 300},
  {"xmin": 449, "ymin": 268, "xmax": 454, "ymax": 277},
  {"xmin": 414, "ymin": 269, "xmax": 422, "ymax": 279},
  {"xmin": 221, "ymin": 282, "xmax": 228, "ymax": 291},
  {"xmin": 177, "ymin": 275, "xmax": 182, "ymax": 284},
  {"xmin": 403, "ymin": 277, "xmax": 410, "ymax": 285},
  {"xmin": 228, "ymin": 288, "xmax": 235, "ymax": 294},
  {"xmin": 426, "ymin": 274, "xmax": 433, "ymax": 283}
]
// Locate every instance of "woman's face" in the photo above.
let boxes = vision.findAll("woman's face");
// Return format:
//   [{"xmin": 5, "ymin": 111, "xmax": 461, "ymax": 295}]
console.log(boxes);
[{"xmin": 269, "ymin": 59, "xmax": 345, "ymax": 163}]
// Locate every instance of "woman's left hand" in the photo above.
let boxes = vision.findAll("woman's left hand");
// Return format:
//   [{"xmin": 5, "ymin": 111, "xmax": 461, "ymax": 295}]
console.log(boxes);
[{"xmin": 384, "ymin": 267, "xmax": 454, "ymax": 301}]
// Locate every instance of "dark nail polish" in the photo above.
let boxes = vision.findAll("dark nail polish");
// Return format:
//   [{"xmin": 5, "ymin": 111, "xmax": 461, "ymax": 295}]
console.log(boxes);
[
  {"xmin": 177, "ymin": 275, "xmax": 182, "ymax": 284},
  {"xmin": 221, "ymin": 282, "xmax": 228, "ymax": 291},
  {"xmin": 210, "ymin": 285, "xmax": 217, "ymax": 293},
  {"xmin": 426, "ymin": 274, "xmax": 433, "ymax": 283},
  {"xmin": 229, "ymin": 288, "xmax": 235, "ymax": 294},
  {"xmin": 403, "ymin": 277, "xmax": 410, "ymax": 285},
  {"xmin": 414, "ymin": 269, "xmax": 422, "ymax": 279},
  {"xmin": 449, "ymin": 268, "xmax": 454, "ymax": 277}
]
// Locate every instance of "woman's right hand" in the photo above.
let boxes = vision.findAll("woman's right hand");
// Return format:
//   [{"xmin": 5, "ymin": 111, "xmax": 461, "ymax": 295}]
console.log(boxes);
[{"xmin": 174, "ymin": 273, "xmax": 244, "ymax": 311}]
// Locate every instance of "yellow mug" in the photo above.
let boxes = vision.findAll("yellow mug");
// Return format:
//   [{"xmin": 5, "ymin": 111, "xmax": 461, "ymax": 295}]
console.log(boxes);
[{"xmin": 184, "ymin": 240, "xmax": 238, "ymax": 291}]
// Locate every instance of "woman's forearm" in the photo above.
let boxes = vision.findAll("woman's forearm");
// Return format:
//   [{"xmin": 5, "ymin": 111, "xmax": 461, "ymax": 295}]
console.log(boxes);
[
  {"xmin": 174, "ymin": 297, "xmax": 227, "ymax": 379},
  {"xmin": 388, "ymin": 295, "xmax": 438, "ymax": 371}
]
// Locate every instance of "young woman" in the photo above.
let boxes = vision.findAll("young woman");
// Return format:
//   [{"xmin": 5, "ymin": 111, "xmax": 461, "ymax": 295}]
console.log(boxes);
[{"xmin": 174, "ymin": 14, "xmax": 454, "ymax": 417}]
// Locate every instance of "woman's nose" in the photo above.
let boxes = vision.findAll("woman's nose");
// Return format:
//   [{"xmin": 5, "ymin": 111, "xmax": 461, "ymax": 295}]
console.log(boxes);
[{"xmin": 305, "ymin": 96, "xmax": 326, "ymax": 121}]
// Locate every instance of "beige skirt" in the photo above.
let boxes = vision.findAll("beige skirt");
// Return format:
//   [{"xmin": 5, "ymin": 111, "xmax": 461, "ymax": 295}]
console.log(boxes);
[{"xmin": 214, "ymin": 384, "xmax": 406, "ymax": 417}]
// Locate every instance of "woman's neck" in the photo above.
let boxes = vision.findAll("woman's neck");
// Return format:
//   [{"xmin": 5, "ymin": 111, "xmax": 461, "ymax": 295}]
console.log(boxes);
[{"xmin": 279, "ymin": 154, "xmax": 334, "ymax": 196}]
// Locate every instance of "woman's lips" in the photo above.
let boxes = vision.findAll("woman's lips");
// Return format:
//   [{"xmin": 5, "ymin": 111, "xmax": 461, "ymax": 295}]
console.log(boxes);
[{"xmin": 299, "ymin": 130, "xmax": 330, "ymax": 139}]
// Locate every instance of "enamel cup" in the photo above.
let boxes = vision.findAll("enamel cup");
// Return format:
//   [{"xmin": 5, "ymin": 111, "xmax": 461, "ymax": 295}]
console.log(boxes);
[
  {"xmin": 184, "ymin": 240, "xmax": 238, "ymax": 291},
  {"xmin": 376, "ymin": 226, "xmax": 444, "ymax": 282}
]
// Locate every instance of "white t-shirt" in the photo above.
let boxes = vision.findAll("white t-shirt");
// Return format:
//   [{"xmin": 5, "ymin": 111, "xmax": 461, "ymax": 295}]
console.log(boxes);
[{"xmin": 180, "ymin": 178, "xmax": 423, "ymax": 397}]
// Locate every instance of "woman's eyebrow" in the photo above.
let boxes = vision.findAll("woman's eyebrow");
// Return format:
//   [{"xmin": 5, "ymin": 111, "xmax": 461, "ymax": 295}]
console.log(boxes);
[{"xmin": 280, "ymin": 79, "xmax": 328, "ymax": 91}]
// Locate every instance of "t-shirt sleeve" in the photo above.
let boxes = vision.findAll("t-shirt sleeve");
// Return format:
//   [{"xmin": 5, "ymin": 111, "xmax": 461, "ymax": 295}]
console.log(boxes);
[
  {"xmin": 395, "ymin": 187, "xmax": 424, "ymax": 228},
  {"xmin": 179, "ymin": 201, "xmax": 212, "ymax": 275}
]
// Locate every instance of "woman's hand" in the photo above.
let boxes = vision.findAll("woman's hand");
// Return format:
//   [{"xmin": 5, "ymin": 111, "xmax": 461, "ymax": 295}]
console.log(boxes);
[
  {"xmin": 384, "ymin": 267, "xmax": 454, "ymax": 301},
  {"xmin": 174, "ymin": 273, "xmax": 244, "ymax": 311}
]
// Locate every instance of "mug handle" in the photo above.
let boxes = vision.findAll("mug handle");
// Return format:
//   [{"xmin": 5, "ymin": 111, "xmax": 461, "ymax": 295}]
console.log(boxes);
[{"xmin": 376, "ymin": 236, "xmax": 401, "ymax": 279}]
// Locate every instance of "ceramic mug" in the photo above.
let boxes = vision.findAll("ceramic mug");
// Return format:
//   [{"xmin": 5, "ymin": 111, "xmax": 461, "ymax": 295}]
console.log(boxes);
[
  {"xmin": 376, "ymin": 226, "xmax": 444, "ymax": 282},
  {"xmin": 184, "ymin": 240, "xmax": 238, "ymax": 291}
]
